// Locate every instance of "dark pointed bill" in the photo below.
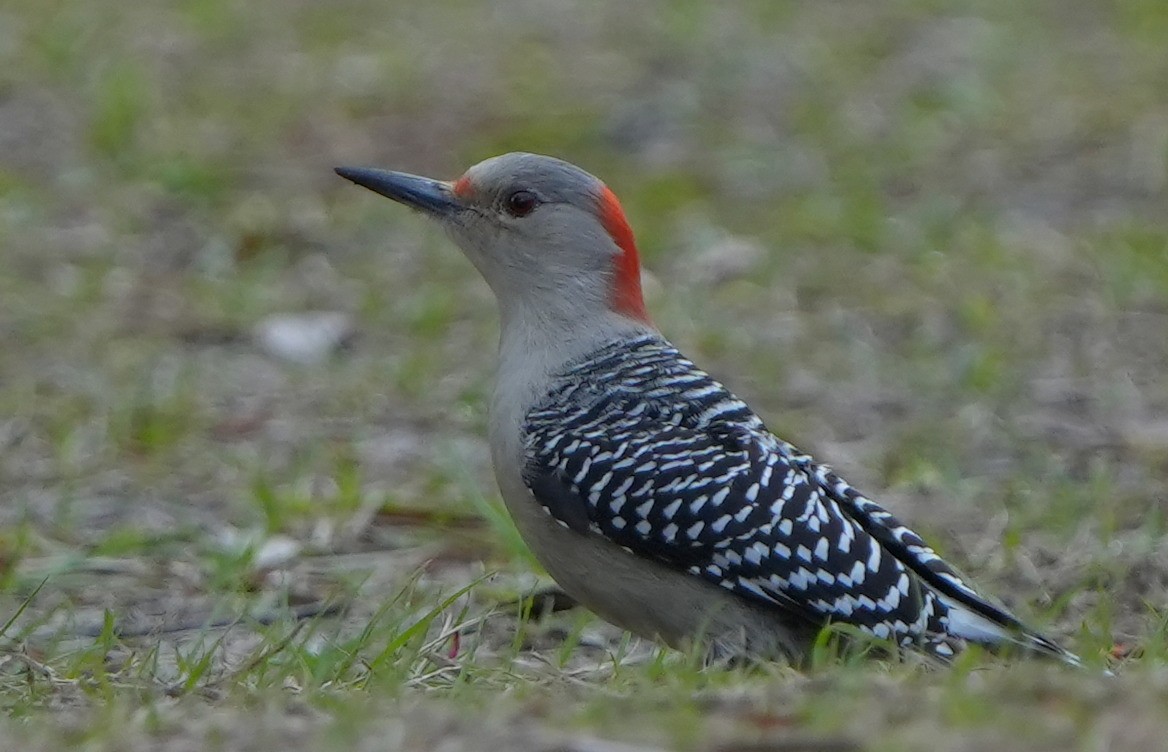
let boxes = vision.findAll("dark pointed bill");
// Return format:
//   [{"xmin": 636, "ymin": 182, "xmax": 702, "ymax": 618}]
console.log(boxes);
[{"xmin": 334, "ymin": 166, "xmax": 460, "ymax": 216}]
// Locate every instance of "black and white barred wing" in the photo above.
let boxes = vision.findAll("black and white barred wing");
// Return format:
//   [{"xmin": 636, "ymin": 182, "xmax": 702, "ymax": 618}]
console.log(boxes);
[
  {"xmin": 522, "ymin": 397, "xmax": 949, "ymax": 647},
  {"xmin": 521, "ymin": 334, "xmax": 1082, "ymax": 664}
]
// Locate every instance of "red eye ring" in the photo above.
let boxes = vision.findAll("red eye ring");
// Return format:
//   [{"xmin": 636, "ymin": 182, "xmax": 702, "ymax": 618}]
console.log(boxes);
[{"xmin": 505, "ymin": 189, "xmax": 538, "ymax": 217}]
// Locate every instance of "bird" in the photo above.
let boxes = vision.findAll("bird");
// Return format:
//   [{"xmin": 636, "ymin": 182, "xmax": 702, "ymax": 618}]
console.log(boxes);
[{"xmin": 335, "ymin": 152, "xmax": 1081, "ymax": 667}]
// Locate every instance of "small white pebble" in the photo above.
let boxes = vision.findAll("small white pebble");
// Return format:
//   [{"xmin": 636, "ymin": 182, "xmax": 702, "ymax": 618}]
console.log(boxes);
[
  {"xmin": 253, "ymin": 311, "xmax": 354, "ymax": 364},
  {"xmin": 253, "ymin": 535, "xmax": 302, "ymax": 571}
]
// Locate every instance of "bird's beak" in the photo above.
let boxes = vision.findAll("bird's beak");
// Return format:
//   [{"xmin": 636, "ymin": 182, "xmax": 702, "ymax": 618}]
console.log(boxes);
[{"xmin": 334, "ymin": 166, "xmax": 461, "ymax": 217}]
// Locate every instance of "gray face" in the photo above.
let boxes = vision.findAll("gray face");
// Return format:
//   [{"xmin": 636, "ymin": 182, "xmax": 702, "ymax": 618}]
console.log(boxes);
[
  {"xmin": 452, "ymin": 158, "xmax": 628, "ymax": 326},
  {"xmin": 440, "ymin": 153, "xmax": 620, "ymax": 281}
]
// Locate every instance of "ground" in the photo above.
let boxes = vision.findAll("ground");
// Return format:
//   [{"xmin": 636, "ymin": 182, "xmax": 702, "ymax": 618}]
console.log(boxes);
[{"xmin": 1, "ymin": 1, "xmax": 1167, "ymax": 750}]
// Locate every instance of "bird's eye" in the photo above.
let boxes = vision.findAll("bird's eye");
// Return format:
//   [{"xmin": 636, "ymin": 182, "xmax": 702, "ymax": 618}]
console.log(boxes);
[{"xmin": 505, "ymin": 190, "xmax": 538, "ymax": 217}]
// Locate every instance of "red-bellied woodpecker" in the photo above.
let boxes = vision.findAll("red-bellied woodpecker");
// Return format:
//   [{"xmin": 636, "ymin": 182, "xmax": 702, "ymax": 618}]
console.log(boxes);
[{"xmin": 336, "ymin": 153, "xmax": 1081, "ymax": 667}]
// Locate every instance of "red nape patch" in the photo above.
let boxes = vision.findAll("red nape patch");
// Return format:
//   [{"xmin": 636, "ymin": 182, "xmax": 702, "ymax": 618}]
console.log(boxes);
[
  {"xmin": 597, "ymin": 185, "xmax": 651, "ymax": 323},
  {"xmin": 452, "ymin": 174, "xmax": 473, "ymax": 198}
]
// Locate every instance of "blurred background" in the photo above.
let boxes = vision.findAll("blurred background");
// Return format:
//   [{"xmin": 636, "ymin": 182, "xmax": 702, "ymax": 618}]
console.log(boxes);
[{"xmin": 1, "ymin": 0, "xmax": 1167, "ymax": 747}]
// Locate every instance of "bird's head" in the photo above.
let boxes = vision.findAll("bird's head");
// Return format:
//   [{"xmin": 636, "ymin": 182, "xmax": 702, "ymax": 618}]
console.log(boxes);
[{"xmin": 336, "ymin": 153, "xmax": 650, "ymax": 328}]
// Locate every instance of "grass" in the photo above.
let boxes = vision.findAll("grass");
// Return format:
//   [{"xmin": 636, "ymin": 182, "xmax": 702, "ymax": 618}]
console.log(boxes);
[{"xmin": 1, "ymin": 0, "xmax": 1167, "ymax": 749}]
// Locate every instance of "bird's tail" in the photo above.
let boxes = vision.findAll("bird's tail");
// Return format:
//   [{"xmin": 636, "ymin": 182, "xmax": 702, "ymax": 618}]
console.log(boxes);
[{"xmin": 941, "ymin": 598, "xmax": 1084, "ymax": 668}]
